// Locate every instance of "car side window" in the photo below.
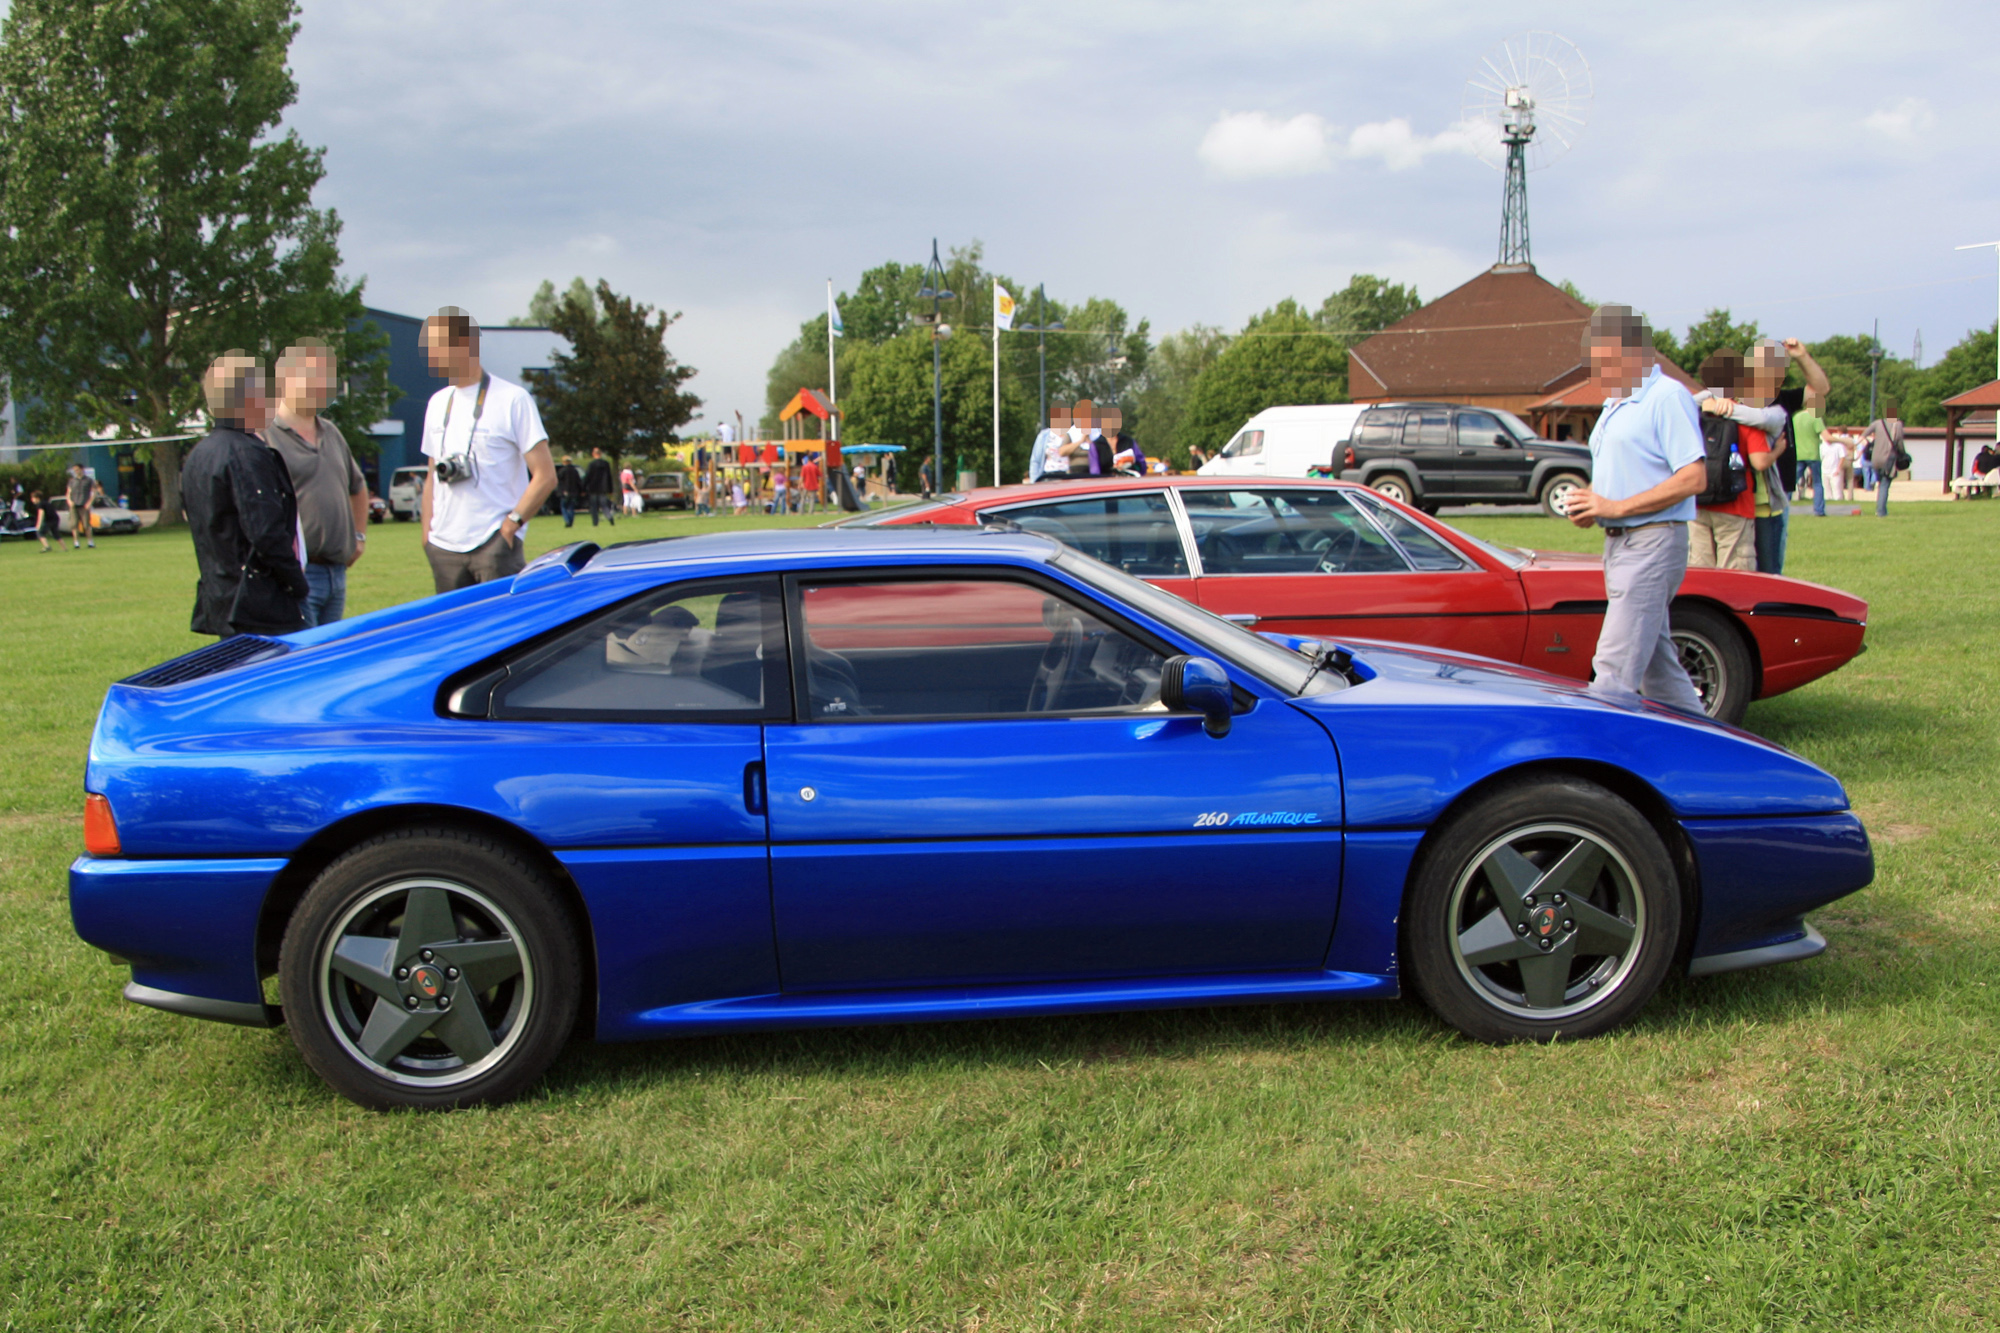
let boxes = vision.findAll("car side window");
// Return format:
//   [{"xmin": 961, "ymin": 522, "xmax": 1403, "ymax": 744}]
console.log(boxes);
[
  {"xmin": 1352, "ymin": 412, "xmax": 1400, "ymax": 451},
  {"xmin": 994, "ymin": 493, "xmax": 1189, "ymax": 577},
  {"xmin": 795, "ymin": 577, "xmax": 1166, "ymax": 721},
  {"xmin": 1410, "ymin": 411, "xmax": 1452, "ymax": 449},
  {"xmin": 1190, "ymin": 489, "xmax": 1411, "ymax": 575},
  {"xmin": 485, "ymin": 577, "xmax": 789, "ymax": 721},
  {"xmin": 1456, "ymin": 411, "xmax": 1506, "ymax": 447},
  {"xmin": 1345, "ymin": 491, "xmax": 1469, "ymax": 571}
]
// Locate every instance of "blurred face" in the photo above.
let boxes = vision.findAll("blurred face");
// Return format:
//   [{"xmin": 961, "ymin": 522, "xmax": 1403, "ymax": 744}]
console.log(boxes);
[
  {"xmin": 1100, "ymin": 409, "xmax": 1123, "ymax": 437},
  {"xmin": 421, "ymin": 322, "xmax": 477, "ymax": 380},
  {"xmin": 1589, "ymin": 337, "xmax": 1650, "ymax": 398},
  {"xmin": 1746, "ymin": 350, "xmax": 1786, "ymax": 400},
  {"xmin": 279, "ymin": 352, "xmax": 336, "ymax": 415}
]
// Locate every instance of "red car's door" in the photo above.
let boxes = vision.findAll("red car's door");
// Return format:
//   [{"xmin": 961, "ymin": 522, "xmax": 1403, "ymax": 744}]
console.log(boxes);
[{"xmin": 1179, "ymin": 487, "xmax": 1529, "ymax": 663}]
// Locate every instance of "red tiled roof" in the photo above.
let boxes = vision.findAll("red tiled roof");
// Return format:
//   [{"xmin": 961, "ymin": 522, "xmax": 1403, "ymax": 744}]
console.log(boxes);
[
  {"xmin": 1941, "ymin": 379, "xmax": 2000, "ymax": 410},
  {"xmin": 1347, "ymin": 265, "xmax": 1594, "ymax": 399}
]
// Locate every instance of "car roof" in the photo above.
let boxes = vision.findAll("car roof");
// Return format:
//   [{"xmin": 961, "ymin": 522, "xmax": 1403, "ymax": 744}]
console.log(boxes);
[
  {"xmin": 581, "ymin": 526, "xmax": 1062, "ymax": 573},
  {"xmin": 921, "ymin": 475, "xmax": 1371, "ymax": 510}
]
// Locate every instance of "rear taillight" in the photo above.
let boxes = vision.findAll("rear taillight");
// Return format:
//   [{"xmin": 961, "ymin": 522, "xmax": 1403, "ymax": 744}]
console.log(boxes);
[
  {"xmin": 1343, "ymin": 446, "xmax": 1356, "ymax": 469},
  {"xmin": 84, "ymin": 793, "xmax": 121, "ymax": 857}
]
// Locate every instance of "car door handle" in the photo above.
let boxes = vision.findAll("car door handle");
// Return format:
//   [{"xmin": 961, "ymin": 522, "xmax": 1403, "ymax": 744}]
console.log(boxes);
[
  {"xmin": 742, "ymin": 761, "xmax": 766, "ymax": 816},
  {"xmin": 1222, "ymin": 613, "xmax": 1259, "ymax": 626}
]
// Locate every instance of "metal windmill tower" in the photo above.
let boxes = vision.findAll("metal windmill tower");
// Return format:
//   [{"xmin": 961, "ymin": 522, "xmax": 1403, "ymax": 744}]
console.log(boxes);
[{"xmin": 1463, "ymin": 34, "xmax": 1593, "ymax": 268}]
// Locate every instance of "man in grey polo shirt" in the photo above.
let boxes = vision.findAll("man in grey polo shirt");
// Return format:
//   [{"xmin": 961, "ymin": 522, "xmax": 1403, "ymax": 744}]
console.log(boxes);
[
  {"xmin": 266, "ymin": 338, "xmax": 369, "ymax": 625},
  {"xmin": 1562, "ymin": 306, "xmax": 1707, "ymax": 715}
]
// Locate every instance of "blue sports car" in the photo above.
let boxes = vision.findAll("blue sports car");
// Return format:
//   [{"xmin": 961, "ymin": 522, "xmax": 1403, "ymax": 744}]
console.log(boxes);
[{"xmin": 71, "ymin": 530, "xmax": 1873, "ymax": 1109}]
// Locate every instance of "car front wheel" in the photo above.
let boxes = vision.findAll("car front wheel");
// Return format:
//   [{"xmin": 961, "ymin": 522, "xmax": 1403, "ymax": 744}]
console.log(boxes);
[
  {"xmin": 1669, "ymin": 603, "xmax": 1753, "ymax": 726},
  {"xmin": 1371, "ymin": 475, "xmax": 1414, "ymax": 506},
  {"xmin": 278, "ymin": 828, "xmax": 581, "ymax": 1110},
  {"xmin": 1404, "ymin": 776, "xmax": 1682, "ymax": 1043}
]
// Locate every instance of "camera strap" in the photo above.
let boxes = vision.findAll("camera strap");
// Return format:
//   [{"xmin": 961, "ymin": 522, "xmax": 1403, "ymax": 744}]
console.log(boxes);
[{"xmin": 439, "ymin": 372, "xmax": 491, "ymax": 452}]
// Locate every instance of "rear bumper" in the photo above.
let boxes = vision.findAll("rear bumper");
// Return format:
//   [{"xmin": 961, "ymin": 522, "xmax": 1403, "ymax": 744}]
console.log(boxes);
[
  {"xmin": 1683, "ymin": 812, "xmax": 1872, "ymax": 963},
  {"xmin": 1688, "ymin": 923, "xmax": 1826, "ymax": 977},
  {"xmin": 70, "ymin": 855, "xmax": 284, "ymax": 1014}
]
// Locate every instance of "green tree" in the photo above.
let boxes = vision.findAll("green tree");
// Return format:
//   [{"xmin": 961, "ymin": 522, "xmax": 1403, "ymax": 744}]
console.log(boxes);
[
  {"xmin": 1661, "ymin": 309, "xmax": 1763, "ymax": 378},
  {"xmin": 1903, "ymin": 324, "xmax": 1997, "ymax": 427},
  {"xmin": 1315, "ymin": 274, "xmax": 1423, "ymax": 340},
  {"xmin": 511, "ymin": 277, "xmax": 596, "ymax": 328},
  {"xmin": 1180, "ymin": 299, "xmax": 1346, "ymax": 452},
  {"xmin": 1127, "ymin": 325, "xmax": 1227, "ymax": 466},
  {"xmin": 525, "ymin": 280, "xmax": 699, "ymax": 462},
  {"xmin": 1805, "ymin": 332, "xmax": 1921, "ymax": 426},
  {"xmin": 842, "ymin": 326, "xmax": 1041, "ymax": 488},
  {"xmin": 0, "ymin": 0, "xmax": 377, "ymax": 525}
]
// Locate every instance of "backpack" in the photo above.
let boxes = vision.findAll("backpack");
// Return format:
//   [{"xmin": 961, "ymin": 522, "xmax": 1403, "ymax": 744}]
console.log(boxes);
[{"xmin": 1697, "ymin": 415, "xmax": 1748, "ymax": 506}]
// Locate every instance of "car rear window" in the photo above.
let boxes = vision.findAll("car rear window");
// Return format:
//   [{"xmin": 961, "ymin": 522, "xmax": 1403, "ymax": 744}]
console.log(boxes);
[{"xmin": 1351, "ymin": 412, "xmax": 1401, "ymax": 450}]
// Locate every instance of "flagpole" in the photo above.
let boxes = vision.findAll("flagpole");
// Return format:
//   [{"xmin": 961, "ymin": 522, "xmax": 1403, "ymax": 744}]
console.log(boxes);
[
  {"xmin": 992, "ymin": 289, "xmax": 1001, "ymax": 487},
  {"xmin": 826, "ymin": 279, "xmax": 839, "ymax": 444}
]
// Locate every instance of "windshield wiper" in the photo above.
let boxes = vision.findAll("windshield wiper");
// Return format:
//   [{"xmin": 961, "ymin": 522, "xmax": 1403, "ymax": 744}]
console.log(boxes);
[{"xmin": 1298, "ymin": 642, "xmax": 1354, "ymax": 693}]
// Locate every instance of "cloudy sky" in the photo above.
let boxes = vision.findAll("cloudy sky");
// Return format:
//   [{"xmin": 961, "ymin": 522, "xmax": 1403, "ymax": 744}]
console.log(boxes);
[{"xmin": 288, "ymin": 0, "xmax": 2000, "ymax": 423}]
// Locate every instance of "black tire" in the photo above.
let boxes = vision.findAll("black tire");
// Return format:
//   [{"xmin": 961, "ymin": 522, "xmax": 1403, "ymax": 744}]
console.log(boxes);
[
  {"xmin": 1404, "ymin": 776, "xmax": 1682, "ymax": 1043},
  {"xmin": 278, "ymin": 827, "xmax": 582, "ymax": 1110},
  {"xmin": 1418, "ymin": 503, "xmax": 1442, "ymax": 516},
  {"xmin": 393, "ymin": 510, "xmax": 412, "ymax": 523},
  {"xmin": 1539, "ymin": 472, "xmax": 1587, "ymax": 520},
  {"xmin": 1669, "ymin": 603, "xmax": 1753, "ymax": 726},
  {"xmin": 1370, "ymin": 474, "xmax": 1415, "ymax": 506}
]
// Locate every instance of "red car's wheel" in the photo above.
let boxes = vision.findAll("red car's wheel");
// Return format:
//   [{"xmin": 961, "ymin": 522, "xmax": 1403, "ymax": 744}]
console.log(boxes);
[{"xmin": 1670, "ymin": 604, "xmax": 1754, "ymax": 726}]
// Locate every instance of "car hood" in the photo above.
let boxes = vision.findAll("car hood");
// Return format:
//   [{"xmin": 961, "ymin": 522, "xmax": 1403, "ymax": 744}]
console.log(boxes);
[{"xmin": 1285, "ymin": 638, "xmax": 1853, "ymax": 823}]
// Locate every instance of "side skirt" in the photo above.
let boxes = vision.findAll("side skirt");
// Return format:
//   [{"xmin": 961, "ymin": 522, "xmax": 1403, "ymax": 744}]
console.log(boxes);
[
  {"xmin": 125, "ymin": 981, "xmax": 281, "ymax": 1028},
  {"xmin": 1687, "ymin": 923, "xmax": 1827, "ymax": 978},
  {"xmin": 615, "ymin": 969, "xmax": 1397, "ymax": 1040}
]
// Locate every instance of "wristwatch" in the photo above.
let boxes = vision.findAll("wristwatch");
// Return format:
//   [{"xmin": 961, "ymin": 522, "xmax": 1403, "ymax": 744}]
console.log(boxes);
[
  {"xmin": 353, "ymin": 531, "xmax": 367, "ymax": 542},
  {"xmin": 505, "ymin": 510, "xmax": 524, "ymax": 525}
]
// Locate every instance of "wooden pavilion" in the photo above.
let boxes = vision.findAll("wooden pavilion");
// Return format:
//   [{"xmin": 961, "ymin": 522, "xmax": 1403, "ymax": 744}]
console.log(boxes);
[{"xmin": 1939, "ymin": 379, "xmax": 2000, "ymax": 492}]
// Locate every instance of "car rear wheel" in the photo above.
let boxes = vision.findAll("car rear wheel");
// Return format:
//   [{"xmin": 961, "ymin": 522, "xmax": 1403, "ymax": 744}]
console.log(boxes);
[
  {"xmin": 1539, "ymin": 472, "xmax": 1587, "ymax": 520},
  {"xmin": 1404, "ymin": 776, "xmax": 1681, "ymax": 1043},
  {"xmin": 1669, "ymin": 603, "xmax": 1753, "ymax": 726},
  {"xmin": 278, "ymin": 828, "xmax": 581, "ymax": 1110},
  {"xmin": 1370, "ymin": 475, "xmax": 1414, "ymax": 506}
]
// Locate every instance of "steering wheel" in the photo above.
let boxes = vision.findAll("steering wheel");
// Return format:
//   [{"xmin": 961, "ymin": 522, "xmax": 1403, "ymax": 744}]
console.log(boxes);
[
  {"xmin": 1026, "ymin": 618, "xmax": 1084, "ymax": 713},
  {"xmin": 1308, "ymin": 528, "xmax": 1363, "ymax": 573}
]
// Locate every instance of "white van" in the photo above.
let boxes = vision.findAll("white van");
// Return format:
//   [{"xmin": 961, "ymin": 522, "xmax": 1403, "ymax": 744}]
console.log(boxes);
[
  {"xmin": 1197, "ymin": 404, "xmax": 1366, "ymax": 479},
  {"xmin": 386, "ymin": 465, "xmax": 428, "ymax": 521}
]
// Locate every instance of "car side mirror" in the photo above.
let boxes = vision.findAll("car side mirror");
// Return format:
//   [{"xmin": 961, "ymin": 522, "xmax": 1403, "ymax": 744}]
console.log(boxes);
[
  {"xmin": 1161, "ymin": 655, "xmax": 1234, "ymax": 738},
  {"xmin": 1494, "ymin": 433, "xmax": 1514, "ymax": 448}
]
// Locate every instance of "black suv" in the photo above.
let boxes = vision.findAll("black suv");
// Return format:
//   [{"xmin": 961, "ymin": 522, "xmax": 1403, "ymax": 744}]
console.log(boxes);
[{"xmin": 1337, "ymin": 402, "xmax": 1592, "ymax": 519}]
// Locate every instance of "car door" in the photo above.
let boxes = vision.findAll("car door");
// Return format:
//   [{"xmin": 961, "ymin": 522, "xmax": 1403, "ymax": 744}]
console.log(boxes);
[
  {"xmin": 1452, "ymin": 409, "xmax": 1532, "ymax": 501},
  {"xmin": 1183, "ymin": 487, "xmax": 1529, "ymax": 663},
  {"xmin": 1404, "ymin": 409, "xmax": 1457, "ymax": 494},
  {"xmin": 762, "ymin": 569, "xmax": 1343, "ymax": 992},
  {"xmin": 985, "ymin": 490, "xmax": 1196, "ymax": 602},
  {"xmin": 454, "ymin": 575, "xmax": 790, "ymax": 1024}
]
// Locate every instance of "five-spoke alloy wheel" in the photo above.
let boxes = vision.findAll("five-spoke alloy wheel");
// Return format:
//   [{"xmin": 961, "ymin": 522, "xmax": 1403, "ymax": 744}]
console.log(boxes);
[
  {"xmin": 1405, "ymin": 777, "xmax": 1682, "ymax": 1042},
  {"xmin": 279, "ymin": 829, "xmax": 581, "ymax": 1109}
]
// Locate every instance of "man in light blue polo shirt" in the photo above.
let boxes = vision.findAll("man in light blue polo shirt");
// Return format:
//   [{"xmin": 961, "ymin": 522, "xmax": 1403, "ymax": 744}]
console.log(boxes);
[{"xmin": 1562, "ymin": 306, "xmax": 1708, "ymax": 715}]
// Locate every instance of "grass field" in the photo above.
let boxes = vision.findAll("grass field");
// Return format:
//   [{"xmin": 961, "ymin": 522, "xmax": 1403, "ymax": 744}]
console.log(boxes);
[{"xmin": 3, "ymin": 502, "xmax": 1996, "ymax": 1330}]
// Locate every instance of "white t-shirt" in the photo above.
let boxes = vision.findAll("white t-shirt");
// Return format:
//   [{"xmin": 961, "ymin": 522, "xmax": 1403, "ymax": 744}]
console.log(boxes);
[{"xmin": 421, "ymin": 373, "xmax": 548, "ymax": 553}]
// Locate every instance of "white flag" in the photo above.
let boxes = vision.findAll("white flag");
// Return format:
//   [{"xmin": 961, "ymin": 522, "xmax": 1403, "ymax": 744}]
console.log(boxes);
[{"xmin": 993, "ymin": 283, "xmax": 1016, "ymax": 331}]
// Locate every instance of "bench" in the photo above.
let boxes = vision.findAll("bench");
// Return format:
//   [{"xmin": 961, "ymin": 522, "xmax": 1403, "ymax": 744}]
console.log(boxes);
[{"xmin": 1950, "ymin": 476, "xmax": 1998, "ymax": 499}]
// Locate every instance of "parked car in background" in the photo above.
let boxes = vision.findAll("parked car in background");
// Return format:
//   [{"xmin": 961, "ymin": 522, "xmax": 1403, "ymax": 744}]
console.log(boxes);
[
  {"xmin": 1198, "ymin": 405, "xmax": 1367, "ymax": 480},
  {"xmin": 1339, "ymin": 402, "xmax": 1592, "ymax": 519},
  {"xmin": 368, "ymin": 494, "xmax": 388, "ymax": 524},
  {"xmin": 846, "ymin": 476, "xmax": 1868, "ymax": 727},
  {"xmin": 639, "ymin": 470, "xmax": 691, "ymax": 510},
  {"xmin": 71, "ymin": 529, "xmax": 1872, "ymax": 1109},
  {"xmin": 55, "ymin": 496, "xmax": 144, "ymax": 535},
  {"xmin": 386, "ymin": 466, "xmax": 428, "ymax": 522}
]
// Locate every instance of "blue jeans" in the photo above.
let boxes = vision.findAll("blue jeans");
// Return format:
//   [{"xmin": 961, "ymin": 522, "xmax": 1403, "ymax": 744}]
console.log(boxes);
[
  {"xmin": 1797, "ymin": 459, "xmax": 1824, "ymax": 516},
  {"xmin": 303, "ymin": 563, "xmax": 347, "ymax": 626},
  {"xmin": 560, "ymin": 496, "xmax": 576, "ymax": 527},
  {"xmin": 1754, "ymin": 513, "xmax": 1787, "ymax": 574},
  {"xmin": 1876, "ymin": 473, "xmax": 1891, "ymax": 516}
]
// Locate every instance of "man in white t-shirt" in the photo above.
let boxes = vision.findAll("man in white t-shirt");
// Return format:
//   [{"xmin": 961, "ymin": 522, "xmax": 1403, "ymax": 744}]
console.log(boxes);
[{"xmin": 419, "ymin": 307, "xmax": 558, "ymax": 593}]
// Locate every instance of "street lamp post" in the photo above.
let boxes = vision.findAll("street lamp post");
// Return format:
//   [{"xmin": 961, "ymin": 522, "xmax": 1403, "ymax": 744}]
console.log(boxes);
[
  {"xmin": 1015, "ymin": 283, "xmax": 1064, "ymax": 430},
  {"xmin": 916, "ymin": 239, "xmax": 955, "ymax": 484}
]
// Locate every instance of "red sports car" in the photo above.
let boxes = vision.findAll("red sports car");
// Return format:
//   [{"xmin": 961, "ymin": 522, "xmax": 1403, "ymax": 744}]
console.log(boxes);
[{"xmin": 847, "ymin": 477, "xmax": 1866, "ymax": 726}]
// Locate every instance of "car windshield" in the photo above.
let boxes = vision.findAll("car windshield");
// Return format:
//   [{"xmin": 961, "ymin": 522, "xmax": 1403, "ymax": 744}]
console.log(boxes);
[
  {"xmin": 1047, "ymin": 547, "xmax": 1341, "ymax": 696},
  {"xmin": 1493, "ymin": 409, "xmax": 1540, "ymax": 442}
]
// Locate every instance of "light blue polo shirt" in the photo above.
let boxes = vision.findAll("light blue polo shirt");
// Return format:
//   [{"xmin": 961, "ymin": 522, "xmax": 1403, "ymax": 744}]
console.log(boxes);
[{"xmin": 1586, "ymin": 363, "xmax": 1705, "ymax": 526}]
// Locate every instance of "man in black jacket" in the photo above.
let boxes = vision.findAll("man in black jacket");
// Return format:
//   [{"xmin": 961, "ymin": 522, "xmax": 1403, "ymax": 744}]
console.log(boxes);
[
  {"xmin": 182, "ymin": 352, "xmax": 308, "ymax": 637},
  {"xmin": 555, "ymin": 454, "xmax": 584, "ymax": 526},
  {"xmin": 582, "ymin": 447, "xmax": 616, "ymax": 526}
]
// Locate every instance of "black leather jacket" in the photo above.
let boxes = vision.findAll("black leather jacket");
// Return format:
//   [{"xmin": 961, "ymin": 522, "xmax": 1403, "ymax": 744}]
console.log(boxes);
[{"xmin": 182, "ymin": 425, "xmax": 308, "ymax": 637}]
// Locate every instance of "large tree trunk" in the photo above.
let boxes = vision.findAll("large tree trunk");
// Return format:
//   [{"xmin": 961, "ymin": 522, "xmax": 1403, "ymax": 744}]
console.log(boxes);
[{"xmin": 152, "ymin": 438, "xmax": 186, "ymax": 528}]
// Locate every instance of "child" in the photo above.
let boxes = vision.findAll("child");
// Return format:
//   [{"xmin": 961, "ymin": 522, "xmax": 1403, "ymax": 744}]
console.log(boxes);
[{"xmin": 32, "ymin": 490, "xmax": 59, "ymax": 552}]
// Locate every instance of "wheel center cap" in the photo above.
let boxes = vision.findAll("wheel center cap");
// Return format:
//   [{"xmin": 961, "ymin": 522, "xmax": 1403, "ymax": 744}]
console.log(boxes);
[
  {"xmin": 1529, "ymin": 904, "xmax": 1561, "ymax": 939},
  {"xmin": 409, "ymin": 965, "xmax": 445, "ymax": 999}
]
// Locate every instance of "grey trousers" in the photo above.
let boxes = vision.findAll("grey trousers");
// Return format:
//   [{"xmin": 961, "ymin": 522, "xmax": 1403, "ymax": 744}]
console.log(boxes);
[
  {"xmin": 425, "ymin": 528, "xmax": 526, "ymax": 594},
  {"xmin": 1589, "ymin": 521, "xmax": 1705, "ymax": 715}
]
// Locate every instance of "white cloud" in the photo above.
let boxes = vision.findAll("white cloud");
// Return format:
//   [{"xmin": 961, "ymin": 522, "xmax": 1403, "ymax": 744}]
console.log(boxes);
[
  {"xmin": 1862, "ymin": 97, "xmax": 1937, "ymax": 140},
  {"xmin": 1197, "ymin": 111, "xmax": 1334, "ymax": 178},
  {"xmin": 1345, "ymin": 118, "xmax": 1492, "ymax": 171}
]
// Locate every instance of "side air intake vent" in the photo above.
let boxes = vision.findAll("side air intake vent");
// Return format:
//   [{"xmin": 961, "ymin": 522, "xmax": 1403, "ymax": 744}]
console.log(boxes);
[{"xmin": 121, "ymin": 636, "xmax": 290, "ymax": 688}]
